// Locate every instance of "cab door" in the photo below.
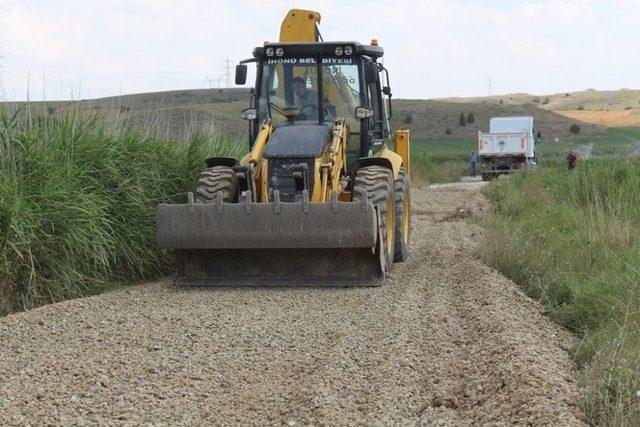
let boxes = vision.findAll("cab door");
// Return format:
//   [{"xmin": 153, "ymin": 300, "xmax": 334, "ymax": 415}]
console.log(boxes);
[{"xmin": 363, "ymin": 62, "xmax": 387, "ymax": 157}]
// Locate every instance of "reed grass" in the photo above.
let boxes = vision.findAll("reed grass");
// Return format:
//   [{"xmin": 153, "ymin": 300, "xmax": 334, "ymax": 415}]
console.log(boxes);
[{"xmin": 0, "ymin": 109, "xmax": 243, "ymax": 314}]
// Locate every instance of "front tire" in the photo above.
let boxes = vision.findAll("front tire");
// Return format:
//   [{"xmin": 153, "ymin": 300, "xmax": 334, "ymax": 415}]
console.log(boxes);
[
  {"xmin": 353, "ymin": 166, "xmax": 395, "ymax": 273},
  {"xmin": 393, "ymin": 169, "xmax": 411, "ymax": 262},
  {"xmin": 195, "ymin": 166, "xmax": 238, "ymax": 203}
]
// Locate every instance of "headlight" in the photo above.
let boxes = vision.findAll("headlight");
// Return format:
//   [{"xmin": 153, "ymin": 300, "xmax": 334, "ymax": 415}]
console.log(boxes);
[
  {"xmin": 275, "ymin": 48, "xmax": 284, "ymax": 57},
  {"xmin": 334, "ymin": 46, "xmax": 343, "ymax": 56},
  {"xmin": 265, "ymin": 48, "xmax": 274, "ymax": 57},
  {"xmin": 344, "ymin": 46, "xmax": 353, "ymax": 55}
]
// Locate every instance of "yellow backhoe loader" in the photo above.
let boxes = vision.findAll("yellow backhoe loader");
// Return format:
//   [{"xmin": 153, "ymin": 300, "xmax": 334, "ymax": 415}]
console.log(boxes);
[{"xmin": 156, "ymin": 9, "xmax": 411, "ymax": 286}]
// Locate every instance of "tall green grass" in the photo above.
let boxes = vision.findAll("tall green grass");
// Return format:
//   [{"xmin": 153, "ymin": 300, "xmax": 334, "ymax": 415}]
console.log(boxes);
[
  {"xmin": 411, "ymin": 138, "xmax": 475, "ymax": 183},
  {"xmin": 479, "ymin": 161, "xmax": 640, "ymax": 425},
  {"xmin": 0, "ymin": 110, "xmax": 243, "ymax": 315}
]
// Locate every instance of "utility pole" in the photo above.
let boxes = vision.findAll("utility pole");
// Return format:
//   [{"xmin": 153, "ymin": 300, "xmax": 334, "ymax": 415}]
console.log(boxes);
[
  {"xmin": 221, "ymin": 58, "xmax": 232, "ymax": 88},
  {"xmin": 488, "ymin": 76, "xmax": 493, "ymax": 96}
]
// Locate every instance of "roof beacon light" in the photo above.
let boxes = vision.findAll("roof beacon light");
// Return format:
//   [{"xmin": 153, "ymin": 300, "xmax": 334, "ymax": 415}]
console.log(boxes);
[
  {"xmin": 344, "ymin": 46, "xmax": 353, "ymax": 55},
  {"xmin": 371, "ymin": 39, "xmax": 378, "ymax": 46},
  {"xmin": 266, "ymin": 47, "xmax": 275, "ymax": 57},
  {"xmin": 334, "ymin": 46, "xmax": 344, "ymax": 56},
  {"xmin": 275, "ymin": 48, "xmax": 285, "ymax": 57}
]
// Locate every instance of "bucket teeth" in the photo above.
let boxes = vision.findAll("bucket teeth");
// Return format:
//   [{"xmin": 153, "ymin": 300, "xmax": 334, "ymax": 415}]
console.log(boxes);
[
  {"xmin": 216, "ymin": 192, "xmax": 223, "ymax": 213},
  {"xmin": 273, "ymin": 190, "xmax": 281, "ymax": 214},
  {"xmin": 360, "ymin": 189, "xmax": 369, "ymax": 212},
  {"xmin": 331, "ymin": 191, "xmax": 340, "ymax": 212},
  {"xmin": 187, "ymin": 192, "xmax": 195, "ymax": 213},
  {"xmin": 244, "ymin": 190, "xmax": 252, "ymax": 214},
  {"xmin": 302, "ymin": 190, "xmax": 310, "ymax": 213}
]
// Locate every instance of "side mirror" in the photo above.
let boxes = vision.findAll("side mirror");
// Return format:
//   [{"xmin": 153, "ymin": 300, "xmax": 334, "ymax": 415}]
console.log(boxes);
[
  {"xmin": 235, "ymin": 64, "xmax": 248, "ymax": 85},
  {"xmin": 364, "ymin": 62, "xmax": 377, "ymax": 84},
  {"xmin": 354, "ymin": 106, "xmax": 374, "ymax": 119},
  {"xmin": 382, "ymin": 86, "xmax": 391, "ymax": 96},
  {"xmin": 241, "ymin": 108, "xmax": 257, "ymax": 120}
]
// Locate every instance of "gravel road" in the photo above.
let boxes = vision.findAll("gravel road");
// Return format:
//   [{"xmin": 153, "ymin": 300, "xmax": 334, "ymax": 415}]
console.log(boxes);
[{"xmin": 0, "ymin": 181, "xmax": 584, "ymax": 425}]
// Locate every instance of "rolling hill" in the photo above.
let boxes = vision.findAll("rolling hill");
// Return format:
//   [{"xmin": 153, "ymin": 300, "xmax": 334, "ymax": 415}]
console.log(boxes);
[{"xmin": 4, "ymin": 87, "xmax": 639, "ymax": 141}]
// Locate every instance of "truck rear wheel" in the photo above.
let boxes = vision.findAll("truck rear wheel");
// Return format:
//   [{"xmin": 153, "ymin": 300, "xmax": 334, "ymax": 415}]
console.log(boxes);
[
  {"xmin": 353, "ymin": 166, "xmax": 395, "ymax": 273},
  {"xmin": 195, "ymin": 166, "xmax": 238, "ymax": 203},
  {"xmin": 393, "ymin": 169, "xmax": 411, "ymax": 262}
]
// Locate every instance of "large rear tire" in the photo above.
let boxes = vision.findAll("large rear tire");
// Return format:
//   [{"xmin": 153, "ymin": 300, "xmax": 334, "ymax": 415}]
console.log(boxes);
[
  {"xmin": 353, "ymin": 166, "xmax": 395, "ymax": 273},
  {"xmin": 393, "ymin": 169, "xmax": 411, "ymax": 262},
  {"xmin": 195, "ymin": 166, "xmax": 238, "ymax": 203}
]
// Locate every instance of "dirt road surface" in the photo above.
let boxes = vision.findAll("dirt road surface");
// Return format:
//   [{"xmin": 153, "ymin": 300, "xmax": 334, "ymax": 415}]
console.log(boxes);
[{"xmin": 0, "ymin": 181, "xmax": 584, "ymax": 425}]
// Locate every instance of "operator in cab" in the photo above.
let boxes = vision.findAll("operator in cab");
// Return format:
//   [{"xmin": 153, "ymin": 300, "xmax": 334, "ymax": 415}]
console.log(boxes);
[{"xmin": 292, "ymin": 76, "xmax": 318, "ymax": 119}]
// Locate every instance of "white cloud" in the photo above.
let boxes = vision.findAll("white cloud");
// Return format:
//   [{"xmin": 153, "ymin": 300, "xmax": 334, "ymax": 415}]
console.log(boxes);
[{"xmin": 0, "ymin": 0, "xmax": 637, "ymax": 100}]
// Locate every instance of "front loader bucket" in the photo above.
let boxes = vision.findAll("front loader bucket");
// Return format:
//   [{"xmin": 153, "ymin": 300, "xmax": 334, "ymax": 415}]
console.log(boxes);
[{"xmin": 156, "ymin": 194, "xmax": 383, "ymax": 286}]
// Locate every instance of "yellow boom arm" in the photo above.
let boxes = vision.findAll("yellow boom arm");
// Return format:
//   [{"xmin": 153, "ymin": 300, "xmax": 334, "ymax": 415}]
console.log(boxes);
[{"xmin": 280, "ymin": 9, "xmax": 321, "ymax": 42}]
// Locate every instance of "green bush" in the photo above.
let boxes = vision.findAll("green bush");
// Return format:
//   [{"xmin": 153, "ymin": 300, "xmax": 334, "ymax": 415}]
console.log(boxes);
[
  {"xmin": 459, "ymin": 112, "xmax": 466, "ymax": 127},
  {"xmin": 467, "ymin": 112, "xmax": 475, "ymax": 123},
  {"xmin": 570, "ymin": 124, "xmax": 581, "ymax": 134},
  {"xmin": 403, "ymin": 113, "xmax": 413, "ymax": 124},
  {"xmin": 0, "ymin": 111, "xmax": 243, "ymax": 314},
  {"xmin": 479, "ymin": 162, "xmax": 640, "ymax": 425}
]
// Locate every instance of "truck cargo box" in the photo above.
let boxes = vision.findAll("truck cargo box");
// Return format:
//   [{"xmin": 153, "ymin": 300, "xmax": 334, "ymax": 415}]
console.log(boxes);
[
  {"xmin": 478, "ymin": 116, "xmax": 537, "ymax": 180},
  {"xmin": 478, "ymin": 116, "xmax": 535, "ymax": 158}
]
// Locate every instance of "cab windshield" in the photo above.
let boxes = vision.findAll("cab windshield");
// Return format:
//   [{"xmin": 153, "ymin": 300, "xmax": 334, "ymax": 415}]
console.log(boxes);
[{"xmin": 257, "ymin": 57, "xmax": 362, "ymax": 128}]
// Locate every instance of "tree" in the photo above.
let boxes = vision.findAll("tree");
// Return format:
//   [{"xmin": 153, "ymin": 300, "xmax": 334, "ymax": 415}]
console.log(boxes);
[
  {"xmin": 445, "ymin": 127, "xmax": 452, "ymax": 135},
  {"xmin": 569, "ymin": 124, "xmax": 581, "ymax": 134},
  {"xmin": 459, "ymin": 112, "xmax": 466, "ymax": 127},
  {"xmin": 467, "ymin": 112, "xmax": 475, "ymax": 123},
  {"xmin": 403, "ymin": 113, "xmax": 413, "ymax": 124}
]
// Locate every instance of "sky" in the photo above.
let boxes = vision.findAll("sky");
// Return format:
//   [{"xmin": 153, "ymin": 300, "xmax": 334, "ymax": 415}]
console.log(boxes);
[{"xmin": 0, "ymin": 0, "xmax": 638, "ymax": 101}]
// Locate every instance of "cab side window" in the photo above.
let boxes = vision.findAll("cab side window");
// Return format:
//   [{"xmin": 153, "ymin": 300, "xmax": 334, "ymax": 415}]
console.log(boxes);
[{"xmin": 367, "ymin": 81, "xmax": 383, "ymax": 137}]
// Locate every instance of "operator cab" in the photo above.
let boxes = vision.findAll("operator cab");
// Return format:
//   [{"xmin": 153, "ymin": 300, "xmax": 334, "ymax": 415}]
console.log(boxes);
[{"xmin": 236, "ymin": 41, "xmax": 394, "ymax": 163}]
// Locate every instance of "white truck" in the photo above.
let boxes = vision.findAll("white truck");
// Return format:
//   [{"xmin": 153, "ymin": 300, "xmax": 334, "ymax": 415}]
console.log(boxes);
[{"xmin": 478, "ymin": 116, "xmax": 539, "ymax": 181}]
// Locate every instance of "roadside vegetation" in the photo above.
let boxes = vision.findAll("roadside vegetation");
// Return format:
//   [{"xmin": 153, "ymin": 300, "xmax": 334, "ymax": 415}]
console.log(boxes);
[
  {"xmin": 0, "ymin": 110, "xmax": 243, "ymax": 315},
  {"xmin": 479, "ymin": 160, "xmax": 640, "ymax": 425},
  {"xmin": 411, "ymin": 127, "xmax": 640, "ymax": 184},
  {"xmin": 410, "ymin": 138, "xmax": 475, "ymax": 183}
]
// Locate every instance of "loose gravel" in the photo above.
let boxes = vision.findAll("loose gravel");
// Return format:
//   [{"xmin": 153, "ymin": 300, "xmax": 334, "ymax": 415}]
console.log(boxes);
[{"xmin": 0, "ymin": 181, "xmax": 584, "ymax": 425}]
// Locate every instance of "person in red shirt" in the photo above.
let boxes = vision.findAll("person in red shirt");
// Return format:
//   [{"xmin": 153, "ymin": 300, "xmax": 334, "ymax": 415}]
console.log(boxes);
[{"xmin": 567, "ymin": 150, "xmax": 577, "ymax": 170}]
